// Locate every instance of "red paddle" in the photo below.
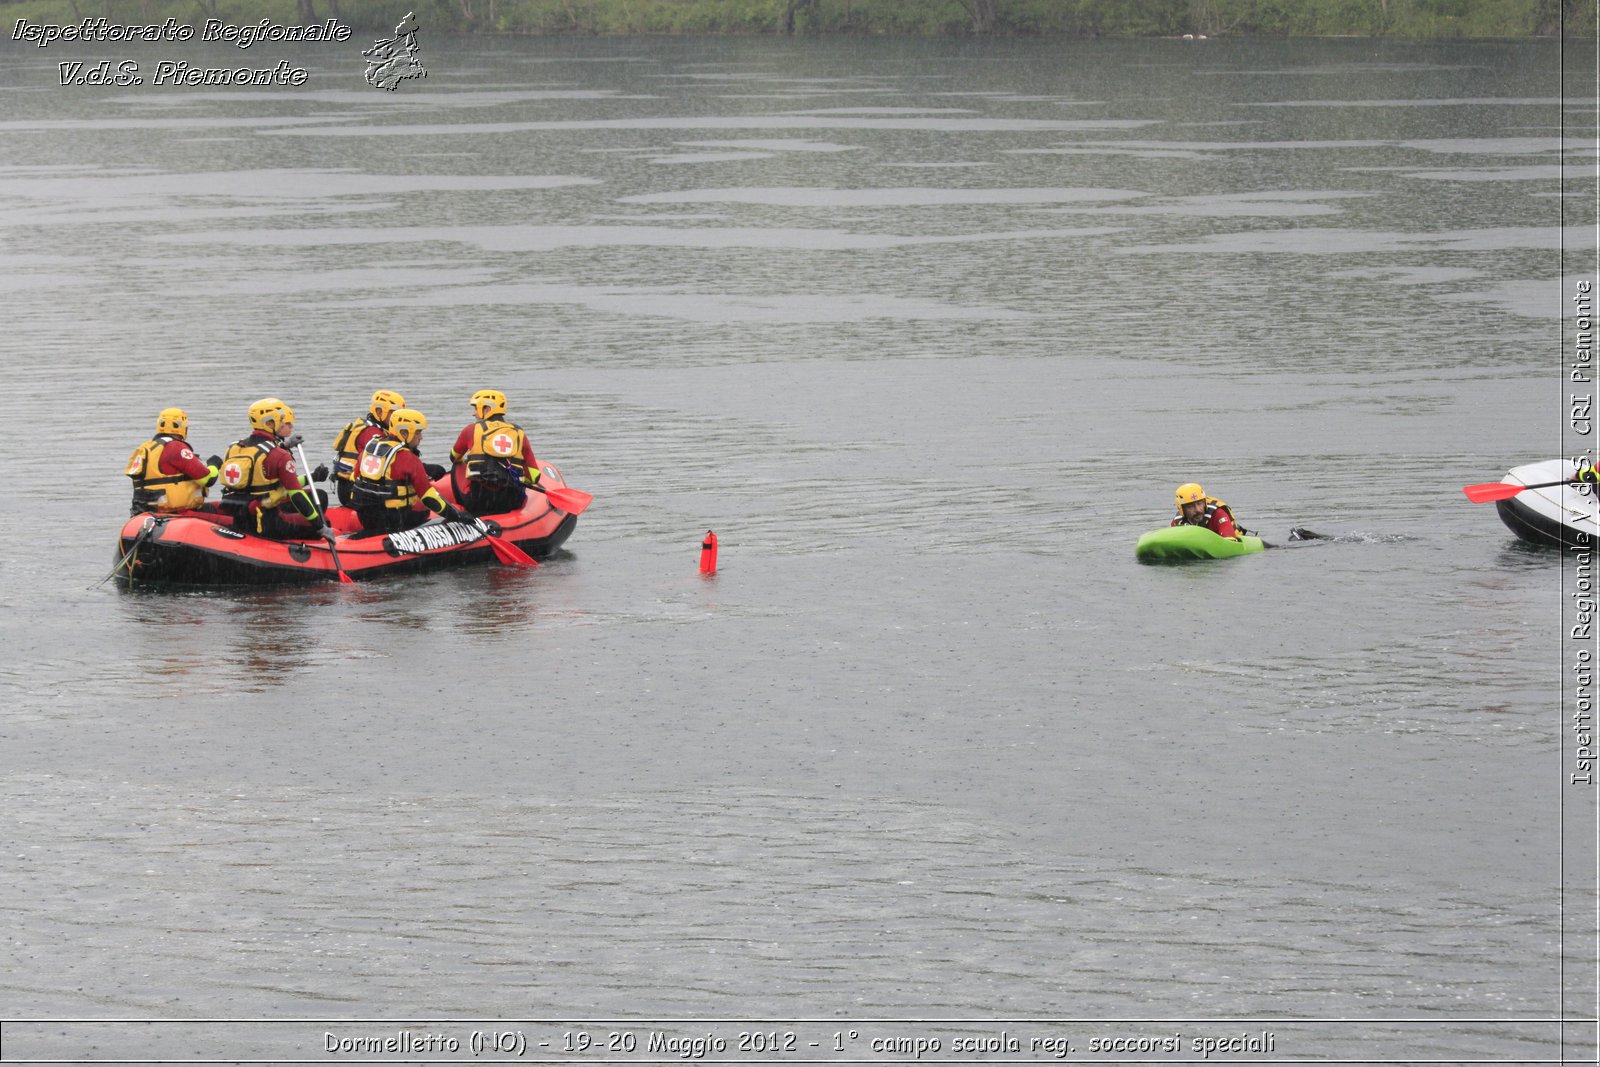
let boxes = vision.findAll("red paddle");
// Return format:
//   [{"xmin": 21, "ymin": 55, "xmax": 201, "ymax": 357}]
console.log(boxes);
[
  {"xmin": 294, "ymin": 441, "xmax": 353, "ymax": 583},
  {"xmin": 323, "ymin": 534, "xmax": 354, "ymax": 583},
  {"xmin": 444, "ymin": 463, "xmax": 592, "ymax": 516},
  {"xmin": 459, "ymin": 514, "xmax": 538, "ymax": 568},
  {"xmin": 1462, "ymin": 478, "xmax": 1581, "ymax": 503},
  {"xmin": 533, "ymin": 482, "xmax": 593, "ymax": 515}
]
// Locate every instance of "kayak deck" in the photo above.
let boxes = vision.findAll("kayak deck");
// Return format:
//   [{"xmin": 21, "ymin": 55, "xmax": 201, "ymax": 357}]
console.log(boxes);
[{"xmin": 1135, "ymin": 525, "xmax": 1266, "ymax": 562}]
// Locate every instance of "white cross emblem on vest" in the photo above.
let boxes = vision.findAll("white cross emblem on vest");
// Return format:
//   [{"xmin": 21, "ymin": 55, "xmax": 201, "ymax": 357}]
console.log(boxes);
[
  {"xmin": 490, "ymin": 432, "xmax": 515, "ymax": 456},
  {"xmin": 222, "ymin": 462, "xmax": 244, "ymax": 486}
]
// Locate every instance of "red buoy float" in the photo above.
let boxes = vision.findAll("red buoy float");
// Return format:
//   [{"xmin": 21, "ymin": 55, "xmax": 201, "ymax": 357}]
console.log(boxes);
[{"xmin": 699, "ymin": 530, "xmax": 718, "ymax": 575}]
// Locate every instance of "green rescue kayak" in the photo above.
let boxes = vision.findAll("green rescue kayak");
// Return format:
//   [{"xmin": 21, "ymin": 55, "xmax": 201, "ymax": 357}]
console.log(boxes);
[{"xmin": 1135, "ymin": 525, "xmax": 1267, "ymax": 562}]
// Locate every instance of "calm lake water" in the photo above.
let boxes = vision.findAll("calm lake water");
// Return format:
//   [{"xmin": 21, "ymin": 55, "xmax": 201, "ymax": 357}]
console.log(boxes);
[{"xmin": 1, "ymin": 28, "xmax": 1596, "ymax": 1064}]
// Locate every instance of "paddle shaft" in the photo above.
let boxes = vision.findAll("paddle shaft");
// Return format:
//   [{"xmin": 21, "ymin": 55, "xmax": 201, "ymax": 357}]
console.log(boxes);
[
  {"xmin": 100, "ymin": 516, "xmax": 157, "ymax": 586},
  {"xmin": 294, "ymin": 442, "xmax": 352, "ymax": 582},
  {"xmin": 1462, "ymin": 477, "xmax": 1584, "ymax": 503},
  {"xmin": 442, "ymin": 460, "xmax": 590, "ymax": 516}
]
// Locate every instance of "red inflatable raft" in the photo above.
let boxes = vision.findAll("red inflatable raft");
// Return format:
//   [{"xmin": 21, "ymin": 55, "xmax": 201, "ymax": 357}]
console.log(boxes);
[{"xmin": 112, "ymin": 463, "xmax": 584, "ymax": 586}]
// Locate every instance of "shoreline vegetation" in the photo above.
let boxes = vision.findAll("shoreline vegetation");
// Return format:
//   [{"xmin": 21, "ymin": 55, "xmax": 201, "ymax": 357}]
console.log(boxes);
[{"xmin": 2, "ymin": 0, "xmax": 1594, "ymax": 38}]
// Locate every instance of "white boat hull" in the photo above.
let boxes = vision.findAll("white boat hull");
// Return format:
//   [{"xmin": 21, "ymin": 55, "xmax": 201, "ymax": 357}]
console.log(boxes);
[{"xmin": 1495, "ymin": 459, "xmax": 1600, "ymax": 547}]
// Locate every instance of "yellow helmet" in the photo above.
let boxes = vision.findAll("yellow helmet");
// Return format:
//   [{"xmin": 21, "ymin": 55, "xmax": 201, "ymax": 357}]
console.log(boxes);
[
  {"xmin": 247, "ymin": 397, "xmax": 294, "ymax": 437},
  {"xmin": 389, "ymin": 407, "xmax": 427, "ymax": 445},
  {"xmin": 470, "ymin": 389, "xmax": 507, "ymax": 419},
  {"xmin": 156, "ymin": 407, "xmax": 188, "ymax": 437},
  {"xmin": 1175, "ymin": 483, "xmax": 1206, "ymax": 506},
  {"xmin": 369, "ymin": 389, "xmax": 406, "ymax": 425}
]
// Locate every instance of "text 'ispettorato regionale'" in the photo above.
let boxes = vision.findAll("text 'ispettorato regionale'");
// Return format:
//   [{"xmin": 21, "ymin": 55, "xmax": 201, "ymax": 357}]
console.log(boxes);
[
  {"xmin": 12, "ymin": 18, "xmax": 351, "ymax": 48},
  {"xmin": 13, "ymin": 18, "xmax": 352, "ymax": 87}
]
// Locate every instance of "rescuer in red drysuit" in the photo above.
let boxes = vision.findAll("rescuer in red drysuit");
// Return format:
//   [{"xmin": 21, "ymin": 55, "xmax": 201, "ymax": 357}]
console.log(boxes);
[
  {"xmin": 126, "ymin": 407, "xmax": 220, "ymax": 515},
  {"xmin": 1170, "ymin": 482, "xmax": 1247, "ymax": 538},
  {"xmin": 350, "ymin": 408, "xmax": 472, "ymax": 534},
  {"xmin": 449, "ymin": 388, "xmax": 542, "ymax": 516},
  {"xmin": 216, "ymin": 398, "xmax": 330, "ymax": 540}
]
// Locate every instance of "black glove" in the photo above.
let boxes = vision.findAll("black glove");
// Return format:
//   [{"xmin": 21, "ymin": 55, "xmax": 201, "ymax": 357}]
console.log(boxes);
[
  {"xmin": 424, "ymin": 462, "xmax": 446, "ymax": 480},
  {"xmin": 311, "ymin": 464, "xmax": 330, "ymax": 482},
  {"xmin": 443, "ymin": 502, "xmax": 469, "ymax": 524},
  {"xmin": 206, "ymin": 455, "xmax": 222, "ymax": 468},
  {"xmin": 281, "ymin": 434, "xmax": 303, "ymax": 449}
]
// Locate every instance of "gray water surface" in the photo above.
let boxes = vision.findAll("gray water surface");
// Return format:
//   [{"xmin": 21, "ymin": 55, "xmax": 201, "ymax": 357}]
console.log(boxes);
[{"xmin": 0, "ymin": 32, "xmax": 1594, "ymax": 1063}]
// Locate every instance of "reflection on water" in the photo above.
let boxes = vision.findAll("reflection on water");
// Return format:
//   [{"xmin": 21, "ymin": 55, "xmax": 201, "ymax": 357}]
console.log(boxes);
[
  {"xmin": 457, "ymin": 566, "xmax": 546, "ymax": 635},
  {"xmin": 115, "ymin": 582, "xmax": 357, "ymax": 694}
]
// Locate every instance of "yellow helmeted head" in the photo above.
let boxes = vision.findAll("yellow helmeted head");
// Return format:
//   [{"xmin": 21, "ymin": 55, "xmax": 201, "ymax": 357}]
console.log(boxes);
[
  {"xmin": 369, "ymin": 389, "xmax": 406, "ymax": 425},
  {"xmin": 156, "ymin": 407, "xmax": 188, "ymax": 437},
  {"xmin": 470, "ymin": 389, "xmax": 507, "ymax": 420},
  {"xmin": 248, "ymin": 397, "xmax": 294, "ymax": 437},
  {"xmin": 389, "ymin": 407, "xmax": 427, "ymax": 446}
]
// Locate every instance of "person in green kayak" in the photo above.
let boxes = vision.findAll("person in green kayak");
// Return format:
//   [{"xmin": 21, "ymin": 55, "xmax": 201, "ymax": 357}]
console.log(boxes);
[{"xmin": 1171, "ymin": 482, "xmax": 1248, "ymax": 539}]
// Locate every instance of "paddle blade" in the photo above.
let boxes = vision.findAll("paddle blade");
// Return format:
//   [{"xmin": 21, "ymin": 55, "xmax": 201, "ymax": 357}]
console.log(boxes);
[
  {"xmin": 323, "ymin": 536, "xmax": 354, "ymax": 583},
  {"xmin": 1463, "ymin": 481, "xmax": 1530, "ymax": 503},
  {"xmin": 486, "ymin": 534, "xmax": 538, "ymax": 568},
  {"xmin": 471, "ymin": 518, "xmax": 538, "ymax": 567},
  {"xmin": 542, "ymin": 485, "xmax": 593, "ymax": 515}
]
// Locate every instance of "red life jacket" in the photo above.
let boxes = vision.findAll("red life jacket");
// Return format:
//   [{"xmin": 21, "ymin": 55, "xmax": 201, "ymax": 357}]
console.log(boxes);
[{"xmin": 1171, "ymin": 498, "xmax": 1242, "ymax": 538}]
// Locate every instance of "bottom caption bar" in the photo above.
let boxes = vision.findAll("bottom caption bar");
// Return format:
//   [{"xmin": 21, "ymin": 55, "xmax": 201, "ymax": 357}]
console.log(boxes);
[{"xmin": 0, "ymin": 1019, "xmax": 1591, "ymax": 1063}]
